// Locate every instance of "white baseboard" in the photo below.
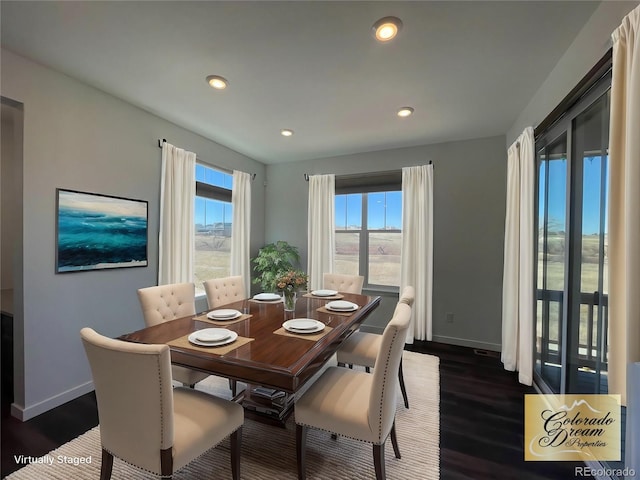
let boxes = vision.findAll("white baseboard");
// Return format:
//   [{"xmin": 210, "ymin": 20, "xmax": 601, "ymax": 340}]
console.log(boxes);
[
  {"xmin": 431, "ymin": 335, "xmax": 501, "ymax": 352},
  {"xmin": 11, "ymin": 380, "xmax": 94, "ymax": 421}
]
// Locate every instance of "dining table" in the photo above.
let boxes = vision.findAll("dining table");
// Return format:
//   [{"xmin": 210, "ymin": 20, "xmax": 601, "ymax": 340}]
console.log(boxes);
[{"xmin": 119, "ymin": 291, "xmax": 381, "ymax": 426}]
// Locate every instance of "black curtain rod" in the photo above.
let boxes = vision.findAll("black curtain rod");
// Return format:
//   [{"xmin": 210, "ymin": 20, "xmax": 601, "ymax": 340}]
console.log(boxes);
[
  {"xmin": 158, "ymin": 139, "xmax": 256, "ymax": 180},
  {"xmin": 303, "ymin": 161, "xmax": 433, "ymax": 181}
]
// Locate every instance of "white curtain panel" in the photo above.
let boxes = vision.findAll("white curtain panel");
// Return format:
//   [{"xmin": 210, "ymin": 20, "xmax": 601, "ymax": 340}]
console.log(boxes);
[
  {"xmin": 609, "ymin": 4, "xmax": 640, "ymax": 406},
  {"xmin": 230, "ymin": 170, "xmax": 252, "ymax": 296},
  {"xmin": 400, "ymin": 164, "xmax": 433, "ymax": 343},
  {"xmin": 307, "ymin": 174, "xmax": 335, "ymax": 291},
  {"xmin": 500, "ymin": 127, "xmax": 534, "ymax": 386},
  {"xmin": 159, "ymin": 142, "xmax": 195, "ymax": 285}
]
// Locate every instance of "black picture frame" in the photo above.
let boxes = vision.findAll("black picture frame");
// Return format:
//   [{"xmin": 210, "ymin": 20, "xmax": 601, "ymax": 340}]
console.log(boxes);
[{"xmin": 55, "ymin": 188, "xmax": 148, "ymax": 273}]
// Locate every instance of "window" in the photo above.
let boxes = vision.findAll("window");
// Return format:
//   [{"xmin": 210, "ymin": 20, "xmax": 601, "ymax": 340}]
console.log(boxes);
[
  {"xmin": 194, "ymin": 164, "xmax": 233, "ymax": 294},
  {"xmin": 335, "ymin": 190, "xmax": 402, "ymax": 288},
  {"xmin": 534, "ymin": 62, "xmax": 611, "ymax": 395}
]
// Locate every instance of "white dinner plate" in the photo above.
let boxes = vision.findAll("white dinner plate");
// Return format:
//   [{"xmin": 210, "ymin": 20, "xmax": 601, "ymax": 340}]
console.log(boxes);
[
  {"xmin": 253, "ymin": 293, "xmax": 281, "ymax": 301},
  {"xmin": 311, "ymin": 289, "xmax": 338, "ymax": 297},
  {"xmin": 188, "ymin": 328, "xmax": 238, "ymax": 347},
  {"xmin": 325, "ymin": 300, "xmax": 358, "ymax": 312},
  {"xmin": 207, "ymin": 309, "xmax": 241, "ymax": 320},
  {"xmin": 283, "ymin": 319, "xmax": 325, "ymax": 334}
]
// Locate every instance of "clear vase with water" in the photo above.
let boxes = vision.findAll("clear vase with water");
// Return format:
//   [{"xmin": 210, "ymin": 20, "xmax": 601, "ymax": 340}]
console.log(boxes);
[{"xmin": 282, "ymin": 290, "xmax": 297, "ymax": 311}]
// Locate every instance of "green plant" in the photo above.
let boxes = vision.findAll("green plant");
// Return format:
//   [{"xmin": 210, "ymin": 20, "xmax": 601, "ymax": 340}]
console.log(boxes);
[{"xmin": 252, "ymin": 241, "xmax": 302, "ymax": 292}]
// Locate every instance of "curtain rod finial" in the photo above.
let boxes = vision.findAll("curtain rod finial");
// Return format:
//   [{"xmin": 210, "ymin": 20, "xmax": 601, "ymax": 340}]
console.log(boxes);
[{"xmin": 304, "ymin": 173, "xmax": 309, "ymax": 181}]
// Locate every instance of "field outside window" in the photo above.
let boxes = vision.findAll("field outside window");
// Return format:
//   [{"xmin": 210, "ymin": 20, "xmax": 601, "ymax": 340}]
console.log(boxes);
[{"xmin": 335, "ymin": 191, "xmax": 401, "ymax": 288}]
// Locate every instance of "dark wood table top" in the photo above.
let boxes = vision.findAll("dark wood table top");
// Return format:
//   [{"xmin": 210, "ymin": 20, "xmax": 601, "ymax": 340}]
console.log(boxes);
[{"xmin": 119, "ymin": 293, "xmax": 381, "ymax": 393}]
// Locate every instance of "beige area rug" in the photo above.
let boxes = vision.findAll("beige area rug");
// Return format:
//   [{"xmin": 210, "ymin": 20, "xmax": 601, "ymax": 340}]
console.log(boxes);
[{"xmin": 5, "ymin": 351, "xmax": 439, "ymax": 480}]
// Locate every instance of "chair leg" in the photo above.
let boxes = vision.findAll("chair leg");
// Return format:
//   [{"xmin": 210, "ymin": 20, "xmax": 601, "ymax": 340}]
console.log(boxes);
[
  {"xmin": 365, "ymin": 366, "xmax": 371, "ymax": 373},
  {"xmin": 390, "ymin": 421, "xmax": 401, "ymax": 459},
  {"xmin": 337, "ymin": 362, "xmax": 346, "ymax": 367},
  {"xmin": 160, "ymin": 447, "xmax": 173, "ymax": 479},
  {"xmin": 230, "ymin": 379, "xmax": 237, "ymax": 397},
  {"xmin": 99, "ymin": 449, "xmax": 113, "ymax": 480},
  {"xmin": 373, "ymin": 443, "xmax": 386, "ymax": 480},
  {"xmin": 398, "ymin": 358, "xmax": 409, "ymax": 409},
  {"xmin": 296, "ymin": 424, "xmax": 308, "ymax": 480},
  {"xmin": 230, "ymin": 427, "xmax": 242, "ymax": 480}
]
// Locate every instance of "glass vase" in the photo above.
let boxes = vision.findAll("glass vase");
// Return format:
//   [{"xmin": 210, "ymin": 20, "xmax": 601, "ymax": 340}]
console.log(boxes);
[{"xmin": 282, "ymin": 290, "xmax": 297, "ymax": 312}]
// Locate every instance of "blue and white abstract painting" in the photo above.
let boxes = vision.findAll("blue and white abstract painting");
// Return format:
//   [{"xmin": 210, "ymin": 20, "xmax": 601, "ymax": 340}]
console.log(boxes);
[{"xmin": 56, "ymin": 189, "xmax": 148, "ymax": 272}]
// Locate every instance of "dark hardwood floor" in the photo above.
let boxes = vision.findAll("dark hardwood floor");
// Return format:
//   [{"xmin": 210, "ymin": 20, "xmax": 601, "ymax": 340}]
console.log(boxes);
[
  {"xmin": 1, "ymin": 342, "xmax": 592, "ymax": 479},
  {"xmin": 406, "ymin": 342, "xmax": 592, "ymax": 480},
  {"xmin": 1, "ymin": 390, "xmax": 98, "ymax": 478}
]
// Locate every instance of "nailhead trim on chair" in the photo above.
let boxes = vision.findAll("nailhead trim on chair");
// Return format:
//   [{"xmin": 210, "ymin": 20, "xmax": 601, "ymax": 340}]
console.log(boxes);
[
  {"xmin": 103, "ymin": 432, "xmax": 237, "ymax": 479},
  {"xmin": 103, "ymin": 430, "xmax": 237, "ymax": 478},
  {"xmin": 294, "ymin": 421, "xmax": 387, "ymax": 446},
  {"xmin": 101, "ymin": 351, "xmax": 236, "ymax": 479},
  {"xmin": 100, "ymin": 354, "xmax": 168, "ymax": 477},
  {"xmin": 296, "ymin": 329, "xmax": 401, "ymax": 446},
  {"xmin": 376, "ymin": 329, "xmax": 398, "ymax": 443},
  {"xmin": 296, "ymin": 330, "xmax": 400, "ymax": 447},
  {"xmin": 157, "ymin": 355, "xmax": 166, "ymax": 450}
]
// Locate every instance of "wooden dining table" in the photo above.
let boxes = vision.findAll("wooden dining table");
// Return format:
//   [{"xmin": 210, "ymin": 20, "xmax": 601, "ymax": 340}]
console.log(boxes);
[{"xmin": 119, "ymin": 292, "xmax": 381, "ymax": 425}]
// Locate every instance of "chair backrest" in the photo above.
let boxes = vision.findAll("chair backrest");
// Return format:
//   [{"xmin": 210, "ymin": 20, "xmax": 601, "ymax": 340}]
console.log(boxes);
[
  {"xmin": 399, "ymin": 285, "xmax": 415, "ymax": 307},
  {"xmin": 323, "ymin": 273, "xmax": 364, "ymax": 294},
  {"xmin": 137, "ymin": 283, "xmax": 196, "ymax": 327},
  {"xmin": 204, "ymin": 275, "xmax": 246, "ymax": 309},
  {"xmin": 80, "ymin": 327, "xmax": 174, "ymax": 475},
  {"xmin": 368, "ymin": 302, "xmax": 412, "ymax": 442}
]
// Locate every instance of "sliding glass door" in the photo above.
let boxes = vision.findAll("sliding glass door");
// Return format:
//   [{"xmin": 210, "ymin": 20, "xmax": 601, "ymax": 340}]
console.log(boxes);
[
  {"xmin": 536, "ymin": 134, "xmax": 567, "ymax": 393},
  {"xmin": 534, "ymin": 73, "xmax": 610, "ymax": 395},
  {"xmin": 567, "ymin": 89, "xmax": 610, "ymax": 394}
]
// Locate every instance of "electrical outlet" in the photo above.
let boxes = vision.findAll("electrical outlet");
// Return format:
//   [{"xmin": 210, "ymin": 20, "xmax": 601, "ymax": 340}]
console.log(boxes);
[{"xmin": 446, "ymin": 312, "xmax": 454, "ymax": 323}]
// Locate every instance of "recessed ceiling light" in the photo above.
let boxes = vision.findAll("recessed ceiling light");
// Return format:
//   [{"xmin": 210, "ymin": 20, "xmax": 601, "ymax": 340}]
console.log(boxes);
[
  {"xmin": 372, "ymin": 16, "xmax": 403, "ymax": 42},
  {"xmin": 281, "ymin": 129, "xmax": 294, "ymax": 137},
  {"xmin": 206, "ymin": 75, "xmax": 228, "ymax": 90},
  {"xmin": 397, "ymin": 107, "xmax": 414, "ymax": 117}
]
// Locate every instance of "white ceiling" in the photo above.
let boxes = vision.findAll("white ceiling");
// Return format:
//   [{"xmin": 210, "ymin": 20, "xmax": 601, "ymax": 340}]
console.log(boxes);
[{"xmin": 1, "ymin": 1, "xmax": 600, "ymax": 164}]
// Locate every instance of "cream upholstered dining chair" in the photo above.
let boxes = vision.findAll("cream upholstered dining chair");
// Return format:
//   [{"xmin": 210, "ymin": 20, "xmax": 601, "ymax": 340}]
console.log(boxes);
[
  {"xmin": 203, "ymin": 276, "xmax": 246, "ymax": 396},
  {"xmin": 335, "ymin": 286, "xmax": 415, "ymax": 409},
  {"xmin": 80, "ymin": 328, "xmax": 243, "ymax": 480},
  {"xmin": 204, "ymin": 276, "xmax": 246, "ymax": 309},
  {"xmin": 323, "ymin": 273, "xmax": 364, "ymax": 294},
  {"xmin": 137, "ymin": 283, "xmax": 209, "ymax": 388},
  {"xmin": 295, "ymin": 302, "xmax": 411, "ymax": 480}
]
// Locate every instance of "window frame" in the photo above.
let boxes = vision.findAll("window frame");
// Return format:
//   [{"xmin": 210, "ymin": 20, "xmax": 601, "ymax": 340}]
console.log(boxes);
[
  {"xmin": 193, "ymin": 163, "xmax": 233, "ymax": 292},
  {"xmin": 533, "ymin": 56, "xmax": 612, "ymax": 397},
  {"xmin": 334, "ymin": 171, "xmax": 402, "ymax": 292}
]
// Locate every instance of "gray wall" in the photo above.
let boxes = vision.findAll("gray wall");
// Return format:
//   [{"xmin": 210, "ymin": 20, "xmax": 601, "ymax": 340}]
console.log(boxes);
[
  {"xmin": 1, "ymin": 49, "xmax": 266, "ymax": 420},
  {"xmin": 265, "ymin": 136, "xmax": 506, "ymax": 350},
  {"xmin": 507, "ymin": 1, "xmax": 639, "ymax": 145},
  {"xmin": 5, "ymin": 0, "xmax": 637, "ymax": 419}
]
